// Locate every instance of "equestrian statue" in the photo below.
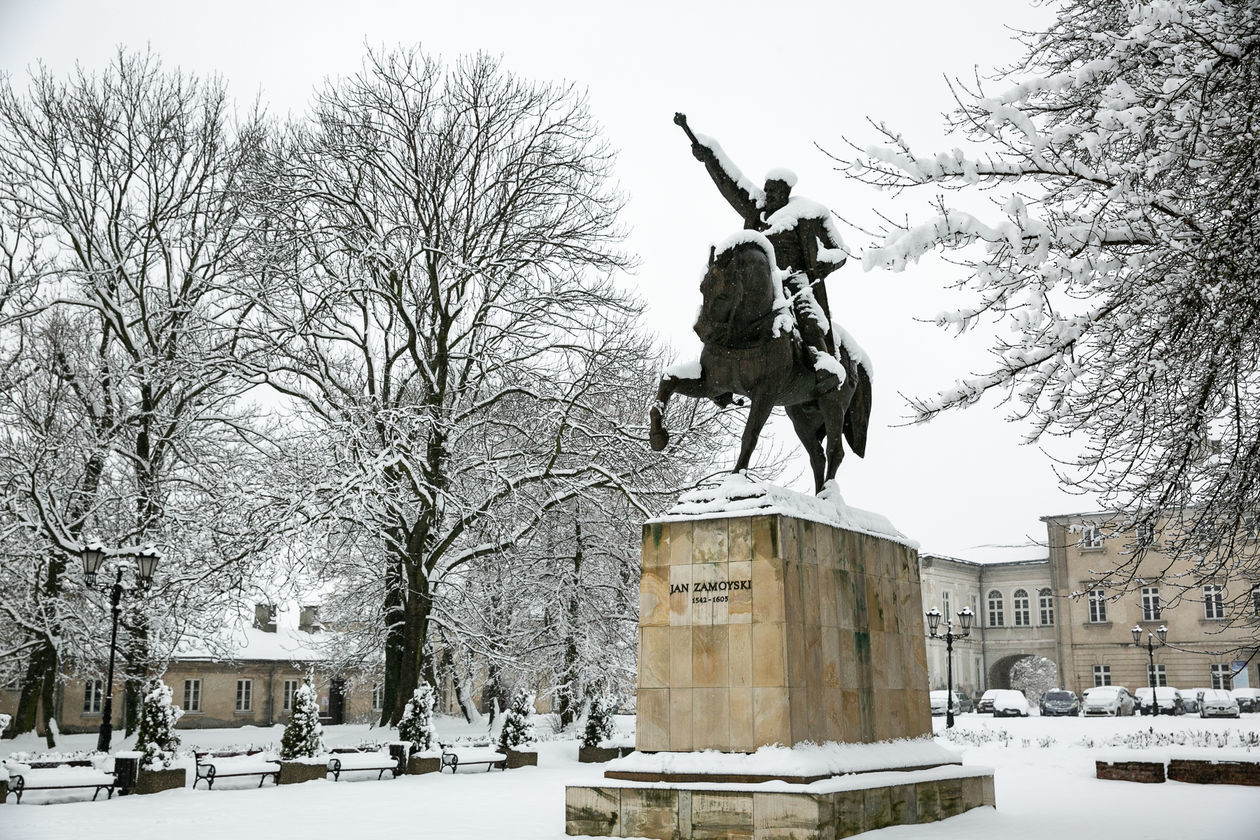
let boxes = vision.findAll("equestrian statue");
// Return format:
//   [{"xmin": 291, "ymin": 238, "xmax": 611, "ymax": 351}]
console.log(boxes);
[{"xmin": 649, "ymin": 115, "xmax": 872, "ymax": 492}]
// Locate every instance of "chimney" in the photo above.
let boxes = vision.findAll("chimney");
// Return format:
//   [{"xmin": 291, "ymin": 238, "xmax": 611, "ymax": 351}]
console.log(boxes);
[
  {"xmin": 253, "ymin": 603, "xmax": 277, "ymax": 633},
  {"xmin": 298, "ymin": 605, "xmax": 322, "ymax": 633}
]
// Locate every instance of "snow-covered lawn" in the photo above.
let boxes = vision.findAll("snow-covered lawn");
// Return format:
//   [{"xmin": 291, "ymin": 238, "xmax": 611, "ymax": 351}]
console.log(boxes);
[{"xmin": 3, "ymin": 713, "xmax": 1256, "ymax": 839}]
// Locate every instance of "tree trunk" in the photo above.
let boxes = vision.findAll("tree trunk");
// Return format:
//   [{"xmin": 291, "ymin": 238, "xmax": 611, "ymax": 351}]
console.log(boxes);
[
  {"xmin": 555, "ymin": 519, "xmax": 584, "ymax": 729},
  {"xmin": 6, "ymin": 638, "xmax": 56, "ymax": 740}
]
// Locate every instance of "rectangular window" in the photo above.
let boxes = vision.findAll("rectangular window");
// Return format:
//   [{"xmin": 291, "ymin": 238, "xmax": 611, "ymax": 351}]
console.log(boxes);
[
  {"xmin": 1013, "ymin": 590, "xmax": 1031, "ymax": 627},
  {"xmin": 283, "ymin": 679, "xmax": 300, "ymax": 712},
  {"xmin": 372, "ymin": 682, "xmax": 384, "ymax": 712},
  {"xmin": 1211, "ymin": 664, "xmax": 1232, "ymax": 691},
  {"xmin": 1147, "ymin": 663, "xmax": 1167, "ymax": 687},
  {"xmin": 83, "ymin": 679, "xmax": 103, "ymax": 715},
  {"xmin": 941, "ymin": 592, "xmax": 951, "ymax": 623},
  {"xmin": 236, "ymin": 679, "xmax": 252, "ymax": 713},
  {"xmin": 1135, "ymin": 522, "xmax": 1155, "ymax": 546},
  {"xmin": 1204, "ymin": 584, "xmax": 1225, "ymax": 620},
  {"xmin": 1253, "ymin": 584, "xmax": 1260, "ymax": 616},
  {"xmin": 1081, "ymin": 525, "xmax": 1104, "ymax": 549},
  {"xmin": 1088, "ymin": 589, "xmax": 1107, "ymax": 623},
  {"xmin": 183, "ymin": 679, "xmax": 201, "ymax": 712},
  {"xmin": 1038, "ymin": 589, "xmax": 1055, "ymax": 626},
  {"xmin": 1093, "ymin": 665, "xmax": 1111, "ymax": 687},
  {"xmin": 1141, "ymin": 586, "xmax": 1161, "ymax": 621}
]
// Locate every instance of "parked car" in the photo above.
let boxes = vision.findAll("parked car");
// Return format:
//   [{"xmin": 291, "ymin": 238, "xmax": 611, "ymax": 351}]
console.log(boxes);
[
  {"xmin": 992, "ymin": 689, "xmax": 1031, "ymax": 717},
  {"xmin": 955, "ymin": 692, "xmax": 974, "ymax": 713},
  {"xmin": 1197, "ymin": 689, "xmax": 1241, "ymax": 718},
  {"xmin": 929, "ymin": 690, "xmax": 965, "ymax": 716},
  {"xmin": 1039, "ymin": 689, "xmax": 1081, "ymax": 716},
  {"xmin": 1230, "ymin": 688, "xmax": 1260, "ymax": 713},
  {"xmin": 1183, "ymin": 687, "xmax": 1213, "ymax": 715},
  {"xmin": 977, "ymin": 689, "xmax": 1001, "ymax": 714},
  {"xmin": 1082, "ymin": 685, "xmax": 1136, "ymax": 716},
  {"xmin": 1134, "ymin": 686, "xmax": 1185, "ymax": 715}
]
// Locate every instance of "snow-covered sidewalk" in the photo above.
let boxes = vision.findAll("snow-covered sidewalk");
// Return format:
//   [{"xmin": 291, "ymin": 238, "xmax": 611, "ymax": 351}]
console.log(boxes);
[{"xmin": 3, "ymin": 715, "xmax": 1257, "ymax": 839}]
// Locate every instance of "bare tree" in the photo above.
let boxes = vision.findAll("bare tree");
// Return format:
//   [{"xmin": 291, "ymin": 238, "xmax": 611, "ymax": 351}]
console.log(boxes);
[
  {"xmin": 836, "ymin": 1, "xmax": 1260, "ymax": 630},
  {"xmin": 0, "ymin": 50, "xmax": 281, "ymax": 737},
  {"xmin": 246, "ymin": 46, "xmax": 679, "ymax": 724}
]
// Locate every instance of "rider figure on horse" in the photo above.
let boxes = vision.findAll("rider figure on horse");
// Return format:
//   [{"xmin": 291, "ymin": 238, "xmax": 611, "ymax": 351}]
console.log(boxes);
[{"xmin": 675, "ymin": 113, "xmax": 848, "ymax": 391}]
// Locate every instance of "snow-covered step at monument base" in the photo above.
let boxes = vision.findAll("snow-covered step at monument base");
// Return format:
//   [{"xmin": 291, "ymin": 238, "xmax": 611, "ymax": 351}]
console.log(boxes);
[
  {"xmin": 653, "ymin": 474, "xmax": 916, "ymax": 549},
  {"xmin": 604, "ymin": 738, "xmax": 962, "ymax": 783},
  {"xmin": 567, "ymin": 763, "xmax": 996, "ymax": 839}
]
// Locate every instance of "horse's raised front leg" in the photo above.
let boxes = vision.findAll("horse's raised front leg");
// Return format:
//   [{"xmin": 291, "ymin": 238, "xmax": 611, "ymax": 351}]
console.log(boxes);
[
  {"xmin": 732, "ymin": 395, "xmax": 776, "ymax": 476},
  {"xmin": 651, "ymin": 373, "xmax": 710, "ymax": 451}
]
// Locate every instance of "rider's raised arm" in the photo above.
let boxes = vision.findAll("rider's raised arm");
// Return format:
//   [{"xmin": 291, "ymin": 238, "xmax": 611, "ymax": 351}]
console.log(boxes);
[{"xmin": 690, "ymin": 133, "xmax": 763, "ymax": 228}]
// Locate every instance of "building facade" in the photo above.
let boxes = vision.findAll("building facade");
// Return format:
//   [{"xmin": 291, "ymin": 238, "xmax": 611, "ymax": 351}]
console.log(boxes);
[{"xmin": 919, "ymin": 513, "xmax": 1260, "ymax": 699}]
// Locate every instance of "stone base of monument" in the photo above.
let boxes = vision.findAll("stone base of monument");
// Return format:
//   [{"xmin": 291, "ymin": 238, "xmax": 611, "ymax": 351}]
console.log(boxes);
[
  {"xmin": 565, "ymin": 478, "xmax": 996, "ymax": 838},
  {"xmin": 566, "ymin": 764, "xmax": 995, "ymax": 839}
]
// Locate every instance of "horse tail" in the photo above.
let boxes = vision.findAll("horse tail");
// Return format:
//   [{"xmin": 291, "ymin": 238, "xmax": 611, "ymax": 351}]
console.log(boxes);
[{"xmin": 843, "ymin": 360, "xmax": 872, "ymax": 458}]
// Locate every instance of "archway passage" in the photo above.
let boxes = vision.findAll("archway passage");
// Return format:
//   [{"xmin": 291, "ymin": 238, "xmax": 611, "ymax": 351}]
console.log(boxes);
[{"xmin": 989, "ymin": 654, "xmax": 1059, "ymax": 695}]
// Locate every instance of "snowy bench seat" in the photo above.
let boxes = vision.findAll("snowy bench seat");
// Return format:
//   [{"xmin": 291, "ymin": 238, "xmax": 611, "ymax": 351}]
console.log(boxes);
[
  {"xmin": 193, "ymin": 751, "xmax": 280, "ymax": 789},
  {"xmin": 326, "ymin": 749, "xmax": 402, "ymax": 781},
  {"xmin": 439, "ymin": 745, "xmax": 506, "ymax": 773},
  {"xmin": 3, "ymin": 760, "xmax": 118, "ymax": 803}
]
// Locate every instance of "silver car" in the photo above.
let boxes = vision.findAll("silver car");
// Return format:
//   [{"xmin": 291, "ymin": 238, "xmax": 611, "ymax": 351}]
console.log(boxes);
[
  {"xmin": 1082, "ymin": 685, "xmax": 1136, "ymax": 716},
  {"xmin": 1197, "ymin": 689, "xmax": 1240, "ymax": 718}
]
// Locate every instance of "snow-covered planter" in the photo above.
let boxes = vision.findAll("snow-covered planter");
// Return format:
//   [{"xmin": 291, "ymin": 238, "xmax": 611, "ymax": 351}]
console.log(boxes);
[
  {"xmin": 504, "ymin": 748, "xmax": 537, "ymax": 769},
  {"xmin": 578, "ymin": 745, "xmax": 631, "ymax": 763},
  {"xmin": 406, "ymin": 752, "xmax": 442, "ymax": 775},
  {"xmin": 134, "ymin": 766, "xmax": 187, "ymax": 795},
  {"xmin": 278, "ymin": 756, "xmax": 329, "ymax": 785}
]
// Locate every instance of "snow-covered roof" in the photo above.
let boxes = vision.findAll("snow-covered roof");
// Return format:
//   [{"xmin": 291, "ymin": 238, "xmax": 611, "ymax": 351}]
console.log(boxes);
[
  {"xmin": 653, "ymin": 474, "xmax": 916, "ymax": 548},
  {"xmin": 175, "ymin": 625, "xmax": 329, "ymax": 663}
]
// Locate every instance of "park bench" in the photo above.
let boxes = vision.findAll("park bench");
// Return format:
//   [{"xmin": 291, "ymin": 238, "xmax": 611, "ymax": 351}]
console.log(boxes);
[
  {"xmin": 439, "ymin": 742, "xmax": 506, "ymax": 773},
  {"xmin": 3, "ymin": 759, "xmax": 118, "ymax": 803},
  {"xmin": 326, "ymin": 747, "xmax": 403, "ymax": 781},
  {"xmin": 193, "ymin": 750, "xmax": 280, "ymax": 790}
]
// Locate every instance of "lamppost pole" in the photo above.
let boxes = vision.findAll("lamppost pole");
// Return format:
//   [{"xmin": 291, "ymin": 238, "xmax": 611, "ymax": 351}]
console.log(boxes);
[
  {"xmin": 80, "ymin": 542, "xmax": 160, "ymax": 753},
  {"xmin": 98, "ymin": 567, "xmax": 124, "ymax": 753},
  {"xmin": 927, "ymin": 606, "xmax": 974, "ymax": 729},
  {"xmin": 1132, "ymin": 624, "xmax": 1168, "ymax": 717}
]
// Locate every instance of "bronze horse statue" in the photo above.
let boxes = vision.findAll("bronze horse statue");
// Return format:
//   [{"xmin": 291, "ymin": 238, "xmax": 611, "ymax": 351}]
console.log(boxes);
[{"xmin": 649, "ymin": 236, "xmax": 872, "ymax": 492}]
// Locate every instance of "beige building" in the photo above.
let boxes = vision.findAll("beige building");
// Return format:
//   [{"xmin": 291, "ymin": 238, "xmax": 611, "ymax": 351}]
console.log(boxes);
[
  {"xmin": 1, "ymin": 605, "xmax": 384, "ymax": 736},
  {"xmin": 919, "ymin": 512, "xmax": 1260, "ymax": 699},
  {"xmin": 1044, "ymin": 511, "xmax": 1259, "ymax": 695}
]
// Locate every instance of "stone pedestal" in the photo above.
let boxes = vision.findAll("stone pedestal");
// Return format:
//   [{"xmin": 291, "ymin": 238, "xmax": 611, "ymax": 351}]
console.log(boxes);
[
  {"xmin": 637, "ymin": 514, "xmax": 931, "ymax": 752},
  {"xmin": 566, "ymin": 502, "xmax": 994, "ymax": 839},
  {"xmin": 406, "ymin": 755, "xmax": 441, "ymax": 775}
]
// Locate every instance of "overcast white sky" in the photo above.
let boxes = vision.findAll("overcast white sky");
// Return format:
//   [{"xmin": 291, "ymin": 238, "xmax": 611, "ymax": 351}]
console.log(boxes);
[{"xmin": 0, "ymin": 0, "xmax": 1091, "ymax": 561}]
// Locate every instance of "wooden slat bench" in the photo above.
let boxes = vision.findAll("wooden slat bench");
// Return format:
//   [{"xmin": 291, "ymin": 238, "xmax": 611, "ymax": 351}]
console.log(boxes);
[
  {"xmin": 326, "ymin": 747, "xmax": 402, "ymax": 781},
  {"xmin": 439, "ymin": 743, "xmax": 506, "ymax": 773},
  {"xmin": 193, "ymin": 750, "xmax": 280, "ymax": 790},
  {"xmin": 3, "ymin": 759, "xmax": 118, "ymax": 803}
]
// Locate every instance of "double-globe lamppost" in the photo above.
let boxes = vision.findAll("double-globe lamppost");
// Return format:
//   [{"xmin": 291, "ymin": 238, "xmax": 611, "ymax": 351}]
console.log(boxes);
[
  {"xmin": 925, "ymin": 605, "xmax": 974, "ymax": 729},
  {"xmin": 80, "ymin": 542, "xmax": 162, "ymax": 753},
  {"xmin": 1132, "ymin": 623, "xmax": 1168, "ymax": 717}
]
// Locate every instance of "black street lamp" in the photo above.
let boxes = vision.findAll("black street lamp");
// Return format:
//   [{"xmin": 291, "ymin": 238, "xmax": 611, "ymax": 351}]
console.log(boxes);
[
  {"xmin": 926, "ymin": 605, "xmax": 974, "ymax": 728},
  {"xmin": 80, "ymin": 541, "xmax": 161, "ymax": 753},
  {"xmin": 1131, "ymin": 623, "xmax": 1168, "ymax": 717}
]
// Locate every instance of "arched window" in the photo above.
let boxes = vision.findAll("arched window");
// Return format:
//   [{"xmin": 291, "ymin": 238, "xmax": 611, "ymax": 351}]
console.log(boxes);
[
  {"xmin": 987, "ymin": 590, "xmax": 1005, "ymax": 627},
  {"xmin": 1013, "ymin": 589, "xmax": 1031, "ymax": 626},
  {"xmin": 1038, "ymin": 588, "xmax": 1054, "ymax": 626}
]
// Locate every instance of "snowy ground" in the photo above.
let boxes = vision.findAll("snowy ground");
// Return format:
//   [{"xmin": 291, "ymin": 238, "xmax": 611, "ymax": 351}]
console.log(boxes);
[{"xmin": 3, "ymin": 713, "xmax": 1257, "ymax": 839}]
